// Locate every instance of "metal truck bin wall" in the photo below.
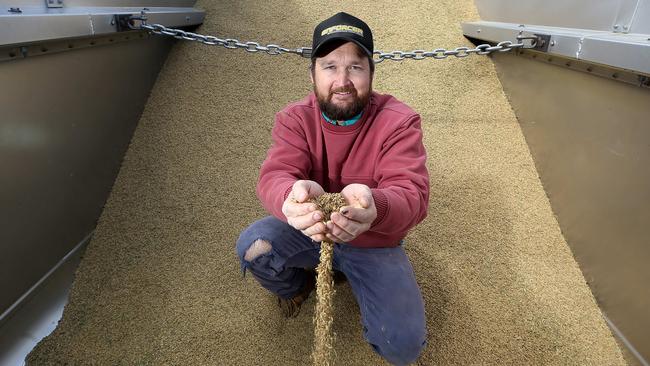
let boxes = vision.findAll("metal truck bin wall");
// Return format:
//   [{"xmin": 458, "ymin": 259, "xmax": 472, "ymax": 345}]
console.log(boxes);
[
  {"xmin": 471, "ymin": 0, "xmax": 650, "ymax": 362},
  {"xmin": 0, "ymin": 0, "xmax": 201, "ymax": 324}
]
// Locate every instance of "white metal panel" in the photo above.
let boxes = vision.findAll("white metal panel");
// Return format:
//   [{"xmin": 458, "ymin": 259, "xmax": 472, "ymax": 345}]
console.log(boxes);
[
  {"xmin": 474, "ymin": 0, "xmax": 624, "ymax": 31},
  {"xmin": 631, "ymin": 0, "xmax": 650, "ymax": 33},
  {"xmin": 0, "ymin": 0, "xmax": 196, "ymax": 6},
  {"xmin": 0, "ymin": 7, "xmax": 205, "ymax": 46},
  {"xmin": 463, "ymin": 21, "xmax": 650, "ymax": 75}
]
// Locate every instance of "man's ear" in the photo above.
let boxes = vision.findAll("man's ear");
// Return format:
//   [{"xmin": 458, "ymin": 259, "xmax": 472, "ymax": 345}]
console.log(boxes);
[{"xmin": 309, "ymin": 65, "xmax": 314, "ymax": 84}]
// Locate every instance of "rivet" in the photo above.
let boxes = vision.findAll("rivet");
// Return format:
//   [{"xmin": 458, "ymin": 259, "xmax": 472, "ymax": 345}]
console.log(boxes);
[{"xmin": 639, "ymin": 76, "xmax": 650, "ymax": 86}]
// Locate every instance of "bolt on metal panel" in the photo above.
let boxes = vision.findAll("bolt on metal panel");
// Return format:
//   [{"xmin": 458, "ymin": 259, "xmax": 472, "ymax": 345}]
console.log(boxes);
[
  {"xmin": 612, "ymin": 0, "xmax": 640, "ymax": 33},
  {"xmin": 46, "ymin": 0, "xmax": 64, "ymax": 8}
]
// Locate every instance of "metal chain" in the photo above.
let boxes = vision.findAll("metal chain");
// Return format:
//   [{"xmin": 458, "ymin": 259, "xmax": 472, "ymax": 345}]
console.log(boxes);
[
  {"xmin": 141, "ymin": 23, "xmax": 313, "ymax": 57},
  {"xmin": 372, "ymin": 42, "xmax": 525, "ymax": 62},
  {"xmin": 139, "ymin": 23, "xmax": 528, "ymax": 63}
]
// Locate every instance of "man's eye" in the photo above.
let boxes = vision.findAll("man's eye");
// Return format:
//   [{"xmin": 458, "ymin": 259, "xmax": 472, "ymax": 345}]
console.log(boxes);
[{"xmin": 324, "ymin": 65, "xmax": 335, "ymax": 70}]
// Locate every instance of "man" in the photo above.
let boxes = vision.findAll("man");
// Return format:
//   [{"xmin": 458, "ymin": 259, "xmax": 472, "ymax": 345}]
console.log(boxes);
[{"xmin": 236, "ymin": 12, "xmax": 429, "ymax": 365}]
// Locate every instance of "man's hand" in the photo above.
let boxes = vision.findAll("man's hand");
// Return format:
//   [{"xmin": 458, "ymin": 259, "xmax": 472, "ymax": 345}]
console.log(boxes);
[
  {"xmin": 326, "ymin": 183, "xmax": 377, "ymax": 243},
  {"xmin": 282, "ymin": 180, "xmax": 326, "ymax": 239}
]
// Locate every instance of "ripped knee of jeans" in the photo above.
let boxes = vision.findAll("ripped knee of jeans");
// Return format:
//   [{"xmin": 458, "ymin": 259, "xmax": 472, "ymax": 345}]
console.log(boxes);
[{"xmin": 244, "ymin": 239, "xmax": 272, "ymax": 261}]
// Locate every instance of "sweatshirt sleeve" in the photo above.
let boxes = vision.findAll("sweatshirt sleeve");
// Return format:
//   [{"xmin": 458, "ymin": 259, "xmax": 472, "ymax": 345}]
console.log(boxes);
[
  {"xmin": 256, "ymin": 111, "xmax": 310, "ymax": 221},
  {"xmin": 369, "ymin": 114, "xmax": 429, "ymax": 235}
]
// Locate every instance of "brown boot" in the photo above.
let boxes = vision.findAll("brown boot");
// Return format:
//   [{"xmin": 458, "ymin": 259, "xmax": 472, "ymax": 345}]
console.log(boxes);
[{"xmin": 277, "ymin": 270, "xmax": 316, "ymax": 318}]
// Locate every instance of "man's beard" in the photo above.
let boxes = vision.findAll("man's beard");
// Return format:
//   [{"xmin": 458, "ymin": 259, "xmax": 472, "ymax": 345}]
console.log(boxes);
[{"xmin": 315, "ymin": 85, "xmax": 371, "ymax": 121}]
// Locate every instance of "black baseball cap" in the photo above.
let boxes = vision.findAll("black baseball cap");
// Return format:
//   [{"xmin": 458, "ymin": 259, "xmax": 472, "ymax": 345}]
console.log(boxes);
[{"xmin": 311, "ymin": 12, "xmax": 373, "ymax": 59}]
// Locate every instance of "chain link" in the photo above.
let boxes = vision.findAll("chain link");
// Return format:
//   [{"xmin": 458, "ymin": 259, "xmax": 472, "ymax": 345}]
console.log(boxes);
[
  {"xmin": 141, "ymin": 24, "xmax": 313, "ymax": 57},
  {"xmin": 140, "ymin": 23, "xmax": 529, "ymax": 62}
]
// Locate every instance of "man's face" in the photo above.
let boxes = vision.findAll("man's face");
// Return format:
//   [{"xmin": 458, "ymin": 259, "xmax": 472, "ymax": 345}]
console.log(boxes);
[{"xmin": 311, "ymin": 42, "xmax": 373, "ymax": 121}]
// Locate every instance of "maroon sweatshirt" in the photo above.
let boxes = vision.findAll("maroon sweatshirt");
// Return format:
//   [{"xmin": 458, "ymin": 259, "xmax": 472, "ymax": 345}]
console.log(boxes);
[{"xmin": 257, "ymin": 91, "xmax": 429, "ymax": 248}]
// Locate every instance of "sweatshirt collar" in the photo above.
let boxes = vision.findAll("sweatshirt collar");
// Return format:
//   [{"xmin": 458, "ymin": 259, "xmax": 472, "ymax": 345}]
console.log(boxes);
[{"xmin": 321, "ymin": 111, "xmax": 363, "ymax": 126}]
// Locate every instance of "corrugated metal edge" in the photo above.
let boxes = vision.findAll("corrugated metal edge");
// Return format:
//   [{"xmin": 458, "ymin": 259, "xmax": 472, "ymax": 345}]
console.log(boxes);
[
  {"xmin": 462, "ymin": 21, "xmax": 650, "ymax": 76},
  {"xmin": 0, "ymin": 6, "xmax": 205, "ymax": 46}
]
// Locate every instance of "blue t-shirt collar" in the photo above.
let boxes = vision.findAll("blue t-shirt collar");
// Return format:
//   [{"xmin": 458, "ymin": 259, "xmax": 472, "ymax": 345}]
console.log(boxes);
[{"xmin": 321, "ymin": 111, "xmax": 363, "ymax": 126}]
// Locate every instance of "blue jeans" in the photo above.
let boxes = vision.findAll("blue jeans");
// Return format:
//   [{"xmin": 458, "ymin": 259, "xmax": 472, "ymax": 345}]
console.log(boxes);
[{"xmin": 236, "ymin": 216, "xmax": 427, "ymax": 366}]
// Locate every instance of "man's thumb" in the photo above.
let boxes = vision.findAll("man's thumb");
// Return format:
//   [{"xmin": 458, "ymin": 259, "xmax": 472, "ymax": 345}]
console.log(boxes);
[{"xmin": 294, "ymin": 181, "xmax": 308, "ymax": 202}]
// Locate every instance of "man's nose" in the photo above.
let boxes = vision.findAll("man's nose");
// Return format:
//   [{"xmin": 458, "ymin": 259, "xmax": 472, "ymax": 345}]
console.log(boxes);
[{"xmin": 334, "ymin": 68, "xmax": 353, "ymax": 87}]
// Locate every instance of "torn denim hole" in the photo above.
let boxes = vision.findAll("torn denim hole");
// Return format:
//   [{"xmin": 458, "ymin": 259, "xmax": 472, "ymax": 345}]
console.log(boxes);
[
  {"xmin": 240, "ymin": 248, "xmax": 288, "ymax": 281},
  {"xmin": 238, "ymin": 236, "xmax": 273, "ymax": 278},
  {"xmin": 240, "ymin": 249, "xmax": 276, "ymax": 278}
]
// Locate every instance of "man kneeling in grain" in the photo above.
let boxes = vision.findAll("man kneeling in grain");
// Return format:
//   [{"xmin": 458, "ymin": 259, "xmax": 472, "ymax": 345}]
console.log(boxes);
[{"xmin": 236, "ymin": 12, "xmax": 429, "ymax": 365}]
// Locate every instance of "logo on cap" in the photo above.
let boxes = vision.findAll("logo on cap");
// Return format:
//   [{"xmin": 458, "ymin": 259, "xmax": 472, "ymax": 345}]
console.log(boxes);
[{"xmin": 321, "ymin": 25, "xmax": 364, "ymax": 37}]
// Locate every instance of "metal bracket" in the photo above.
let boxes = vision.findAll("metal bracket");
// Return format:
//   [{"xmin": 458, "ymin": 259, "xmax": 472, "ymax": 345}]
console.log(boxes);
[
  {"xmin": 518, "ymin": 33, "xmax": 551, "ymax": 52},
  {"xmin": 114, "ymin": 13, "xmax": 147, "ymax": 32},
  {"xmin": 114, "ymin": 15, "xmax": 133, "ymax": 32},
  {"xmin": 45, "ymin": 0, "xmax": 63, "ymax": 8}
]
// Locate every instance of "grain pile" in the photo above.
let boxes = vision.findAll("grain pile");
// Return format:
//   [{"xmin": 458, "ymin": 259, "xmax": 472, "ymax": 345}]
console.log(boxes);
[{"xmin": 27, "ymin": 0, "xmax": 625, "ymax": 365}]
